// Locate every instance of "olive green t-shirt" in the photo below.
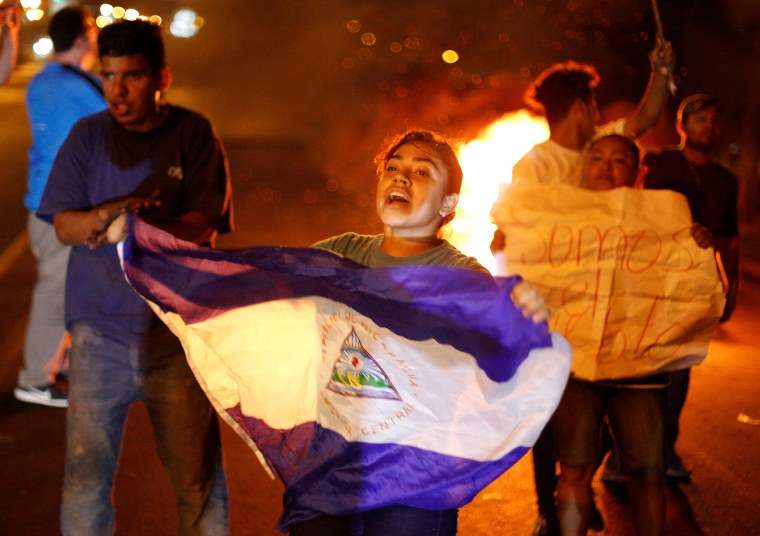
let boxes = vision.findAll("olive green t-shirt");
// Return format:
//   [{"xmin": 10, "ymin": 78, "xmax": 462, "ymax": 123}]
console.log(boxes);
[{"xmin": 312, "ymin": 233, "xmax": 488, "ymax": 274}]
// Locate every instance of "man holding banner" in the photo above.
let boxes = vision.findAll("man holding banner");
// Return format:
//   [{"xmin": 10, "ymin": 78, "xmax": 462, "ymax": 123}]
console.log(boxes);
[
  {"xmin": 120, "ymin": 130, "xmax": 569, "ymax": 535},
  {"xmin": 492, "ymin": 132, "xmax": 724, "ymax": 535},
  {"xmin": 495, "ymin": 38, "xmax": 676, "ymax": 536}
]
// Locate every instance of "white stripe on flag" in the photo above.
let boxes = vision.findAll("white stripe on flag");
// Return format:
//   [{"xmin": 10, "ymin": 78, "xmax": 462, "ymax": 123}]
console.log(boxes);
[{"xmin": 152, "ymin": 295, "xmax": 570, "ymax": 463}]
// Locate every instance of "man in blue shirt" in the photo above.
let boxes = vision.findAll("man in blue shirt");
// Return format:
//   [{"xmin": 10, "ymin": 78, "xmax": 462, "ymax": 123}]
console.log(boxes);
[
  {"xmin": 37, "ymin": 20, "xmax": 232, "ymax": 534},
  {"xmin": 14, "ymin": 7, "xmax": 106, "ymax": 407}
]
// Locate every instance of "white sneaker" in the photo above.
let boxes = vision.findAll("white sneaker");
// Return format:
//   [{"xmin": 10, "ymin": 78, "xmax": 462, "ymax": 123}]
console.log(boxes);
[{"xmin": 13, "ymin": 383, "xmax": 68, "ymax": 408}]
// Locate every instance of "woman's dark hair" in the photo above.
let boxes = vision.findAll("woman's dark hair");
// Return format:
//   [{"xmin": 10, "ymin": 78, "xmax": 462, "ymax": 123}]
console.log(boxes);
[
  {"xmin": 98, "ymin": 20, "xmax": 165, "ymax": 76},
  {"xmin": 374, "ymin": 130, "xmax": 463, "ymax": 227}
]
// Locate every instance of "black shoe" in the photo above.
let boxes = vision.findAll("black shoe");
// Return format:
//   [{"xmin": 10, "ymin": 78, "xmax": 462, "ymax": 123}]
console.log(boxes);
[
  {"xmin": 665, "ymin": 460, "xmax": 692, "ymax": 482},
  {"xmin": 665, "ymin": 449, "xmax": 692, "ymax": 482}
]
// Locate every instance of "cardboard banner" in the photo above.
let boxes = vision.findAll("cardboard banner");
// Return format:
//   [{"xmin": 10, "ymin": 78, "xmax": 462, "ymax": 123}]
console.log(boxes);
[{"xmin": 491, "ymin": 181, "xmax": 725, "ymax": 381}]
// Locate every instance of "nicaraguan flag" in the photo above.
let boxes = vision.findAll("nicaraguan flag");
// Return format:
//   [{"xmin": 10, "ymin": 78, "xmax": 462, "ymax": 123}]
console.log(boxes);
[{"xmin": 120, "ymin": 216, "xmax": 571, "ymax": 531}]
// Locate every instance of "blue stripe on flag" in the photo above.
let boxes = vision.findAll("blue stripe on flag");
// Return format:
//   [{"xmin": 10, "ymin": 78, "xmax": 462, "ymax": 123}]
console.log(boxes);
[
  {"xmin": 123, "ymin": 216, "xmax": 550, "ymax": 383},
  {"xmin": 224, "ymin": 405, "xmax": 529, "ymax": 530}
]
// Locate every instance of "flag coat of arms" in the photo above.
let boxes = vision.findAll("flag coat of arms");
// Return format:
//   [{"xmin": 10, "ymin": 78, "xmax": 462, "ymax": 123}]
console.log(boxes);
[{"xmin": 120, "ymin": 217, "xmax": 571, "ymax": 531}]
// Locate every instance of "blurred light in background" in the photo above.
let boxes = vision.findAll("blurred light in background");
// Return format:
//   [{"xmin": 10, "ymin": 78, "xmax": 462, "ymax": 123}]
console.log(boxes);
[
  {"xmin": 32, "ymin": 36, "xmax": 52, "ymax": 57},
  {"xmin": 170, "ymin": 9, "xmax": 203, "ymax": 38},
  {"xmin": 96, "ymin": 4, "xmax": 162, "ymax": 28},
  {"xmin": 20, "ymin": 0, "xmax": 43, "ymax": 21},
  {"xmin": 17, "ymin": 2, "xmax": 175, "ymax": 61},
  {"xmin": 24, "ymin": 8, "xmax": 43, "ymax": 21},
  {"xmin": 361, "ymin": 32, "xmax": 376, "ymax": 46},
  {"xmin": 442, "ymin": 50, "xmax": 459, "ymax": 64}
]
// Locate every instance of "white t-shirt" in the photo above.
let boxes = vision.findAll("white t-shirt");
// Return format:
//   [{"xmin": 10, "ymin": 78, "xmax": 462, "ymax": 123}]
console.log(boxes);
[{"xmin": 510, "ymin": 119, "xmax": 628, "ymax": 187}]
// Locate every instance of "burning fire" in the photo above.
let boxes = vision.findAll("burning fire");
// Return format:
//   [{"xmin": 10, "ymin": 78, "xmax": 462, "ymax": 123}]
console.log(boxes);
[{"xmin": 448, "ymin": 109, "xmax": 549, "ymax": 274}]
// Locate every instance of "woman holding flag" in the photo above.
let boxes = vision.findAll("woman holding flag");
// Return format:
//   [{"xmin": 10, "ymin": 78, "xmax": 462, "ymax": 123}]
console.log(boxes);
[
  {"xmin": 119, "ymin": 129, "xmax": 567, "ymax": 536},
  {"xmin": 290, "ymin": 129, "xmax": 551, "ymax": 535}
]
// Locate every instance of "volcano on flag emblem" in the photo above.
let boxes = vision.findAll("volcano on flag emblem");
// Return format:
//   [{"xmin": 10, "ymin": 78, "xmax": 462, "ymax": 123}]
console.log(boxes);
[{"xmin": 328, "ymin": 328, "xmax": 402, "ymax": 401}]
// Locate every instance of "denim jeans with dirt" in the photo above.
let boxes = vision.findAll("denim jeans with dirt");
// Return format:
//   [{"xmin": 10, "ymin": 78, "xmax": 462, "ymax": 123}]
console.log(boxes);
[{"xmin": 61, "ymin": 322, "xmax": 227, "ymax": 535}]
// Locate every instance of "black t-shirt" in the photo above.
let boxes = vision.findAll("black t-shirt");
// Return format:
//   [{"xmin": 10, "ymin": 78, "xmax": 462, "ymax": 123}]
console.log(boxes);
[
  {"xmin": 38, "ymin": 105, "xmax": 233, "ymax": 344},
  {"xmin": 643, "ymin": 148, "xmax": 738, "ymax": 239}
]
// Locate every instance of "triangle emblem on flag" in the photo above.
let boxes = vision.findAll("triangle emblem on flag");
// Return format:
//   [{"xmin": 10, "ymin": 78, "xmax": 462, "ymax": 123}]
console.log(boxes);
[{"xmin": 327, "ymin": 328, "xmax": 402, "ymax": 401}]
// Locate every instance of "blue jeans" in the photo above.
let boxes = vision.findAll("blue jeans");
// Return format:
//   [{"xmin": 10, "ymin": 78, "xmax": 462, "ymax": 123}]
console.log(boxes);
[
  {"xmin": 289, "ymin": 505, "xmax": 458, "ymax": 536},
  {"xmin": 61, "ymin": 322, "xmax": 228, "ymax": 535}
]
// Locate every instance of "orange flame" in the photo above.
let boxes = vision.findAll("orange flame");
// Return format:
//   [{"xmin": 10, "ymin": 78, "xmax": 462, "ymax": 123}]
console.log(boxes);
[{"xmin": 448, "ymin": 109, "xmax": 549, "ymax": 273}]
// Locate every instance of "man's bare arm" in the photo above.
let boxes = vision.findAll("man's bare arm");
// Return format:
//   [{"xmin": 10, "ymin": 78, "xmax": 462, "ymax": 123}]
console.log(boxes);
[
  {"xmin": 0, "ymin": 3, "xmax": 19, "ymax": 86},
  {"xmin": 623, "ymin": 38, "xmax": 676, "ymax": 138},
  {"xmin": 53, "ymin": 196, "xmax": 159, "ymax": 247}
]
